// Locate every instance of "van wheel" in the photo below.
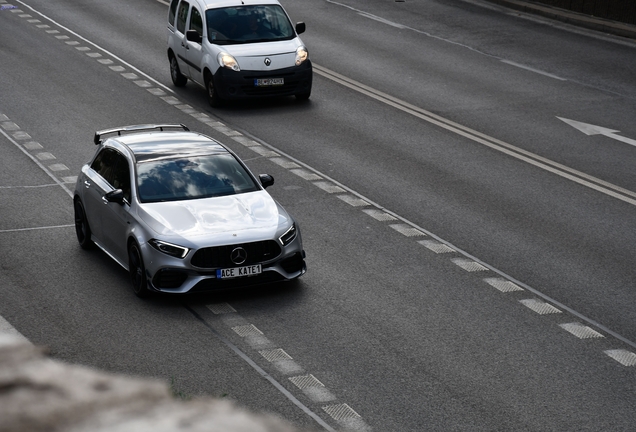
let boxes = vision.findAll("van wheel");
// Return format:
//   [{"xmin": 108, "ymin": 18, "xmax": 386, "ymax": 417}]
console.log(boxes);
[
  {"xmin": 295, "ymin": 91, "xmax": 311, "ymax": 101},
  {"xmin": 170, "ymin": 56, "xmax": 187, "ymax": 87},
  {"xmin": 205, "ymin": 72, "xmax": 223, "ymax": 107}
]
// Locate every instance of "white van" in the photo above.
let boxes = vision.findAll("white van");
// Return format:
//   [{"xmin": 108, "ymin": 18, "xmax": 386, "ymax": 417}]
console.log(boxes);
[{"xmin": 167, "ymin": 0, "xmax": 312, "ymax": 106}]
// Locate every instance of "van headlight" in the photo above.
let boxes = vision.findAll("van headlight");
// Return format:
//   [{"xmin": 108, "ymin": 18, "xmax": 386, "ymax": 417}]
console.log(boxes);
[
  {"xmin": 218, "ymin": 52, "xmax": 240, "ymax": 71},
  {"xmin": 295, "ymin": 46, "xmax": 308, "ymax": 66}
]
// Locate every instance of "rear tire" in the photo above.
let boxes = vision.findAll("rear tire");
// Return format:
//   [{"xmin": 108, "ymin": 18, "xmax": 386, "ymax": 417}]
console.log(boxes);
[
  {"xmin": 170, "ymin": 55, "xmax": 187, "ymax": 87},
  {"xmin": 205, "ymin": 71, "xmax": 224, "ymax": 107},
  {"xmin": 74, "ymin": 199, "xmax": 94, "ymax": 250},
  {"xmin": 129, "ymin": 242, "xmax": 151, "ymax": 298}
]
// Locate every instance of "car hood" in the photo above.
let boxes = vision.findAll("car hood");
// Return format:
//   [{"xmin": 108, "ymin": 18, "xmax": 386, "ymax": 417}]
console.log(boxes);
[
  {"xmin": 225, "ymin": 39, "xmax": 299, "ymax": 57},
  {"xmin": 138, "ymin": 191, "xmax": 286, "ymax": 244}
]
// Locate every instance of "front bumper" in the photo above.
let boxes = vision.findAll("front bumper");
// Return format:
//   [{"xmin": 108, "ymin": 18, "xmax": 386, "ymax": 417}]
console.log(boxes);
[
  {"xmin": 213, "ymin": 60, "xmax": 312, "ymax": 99},
  {"xmin": 142, "ymin": 236, "xmax": 306, "ymax": 294}
]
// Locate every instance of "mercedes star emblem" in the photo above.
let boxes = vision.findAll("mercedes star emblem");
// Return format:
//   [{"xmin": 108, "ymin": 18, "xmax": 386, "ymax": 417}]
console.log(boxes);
[{"xmin": 230, "ymin": 247, "xmax": 247, "ymax": 265}]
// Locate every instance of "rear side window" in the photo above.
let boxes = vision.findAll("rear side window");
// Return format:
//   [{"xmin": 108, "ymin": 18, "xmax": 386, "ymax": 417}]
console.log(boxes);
[
  {"xmin": 176, "ymin": 1, "xmax": 190, "ymax": 34},
  {"xmin": 168, "ymin": 0, "xmax": 179, "ymax": 26}
]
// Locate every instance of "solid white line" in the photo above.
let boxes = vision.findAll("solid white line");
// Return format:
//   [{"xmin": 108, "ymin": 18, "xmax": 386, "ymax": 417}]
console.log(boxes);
[
  {"xmin": 501, "ymin": 60, "xmax": 567, "ymax": 81},
  {"xmin": 313, "ymin": 64, "xmax": 636, "ymax": 206},
  {"xmin": 0, "ymin": 224, "xmax": 74, "ymax": 233},
  {"xmin": 0, "ymin": 128, "xmax": 73, "ymax": 198}
]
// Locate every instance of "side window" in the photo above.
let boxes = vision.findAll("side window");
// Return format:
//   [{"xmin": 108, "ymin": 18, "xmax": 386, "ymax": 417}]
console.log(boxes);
[
  {"xmin": 176, "ymin": 1, "xmax": 190, "ymax": 34},
  {"xmin": 111, "ymin": 154, "xmax": 132, "ymax": 203},
  {"xmin": 189, "ymin": 7, "xmax": 203, "ymax": 36},
  {"xmin": 168, "ymin": 0, "xmax": 179, "ymax": 26},
  {"xmin": 90, "ymin": 148, "xmax": 118, "ymax": 186}
]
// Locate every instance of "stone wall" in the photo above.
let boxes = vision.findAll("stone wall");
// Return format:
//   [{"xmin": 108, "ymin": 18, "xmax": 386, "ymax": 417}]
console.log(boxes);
[{"xmin": 0, "ymin": 335, "xmax": 318, "ymax": 432}]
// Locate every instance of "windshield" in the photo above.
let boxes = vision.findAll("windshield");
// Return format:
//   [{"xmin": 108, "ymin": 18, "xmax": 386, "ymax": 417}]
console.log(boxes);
[
  {"xmin": 136, "ymin": 153, "xmax": 260, "ymax": 203},
  {"xmin": 206, "ymin": 5, "xmax": 295, "ymax": 45}
]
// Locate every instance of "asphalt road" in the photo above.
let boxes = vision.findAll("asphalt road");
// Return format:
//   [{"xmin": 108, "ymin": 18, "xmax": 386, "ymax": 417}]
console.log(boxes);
[{"xmin": 1, "ymin": 0, "xmax": 636, "ymax": 430}]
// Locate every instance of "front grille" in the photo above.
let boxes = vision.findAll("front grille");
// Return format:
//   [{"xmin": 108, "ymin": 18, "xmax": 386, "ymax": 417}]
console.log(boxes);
[{"xmin": 190, "ymin": 240, "xmax": 282, "ymax": 269}]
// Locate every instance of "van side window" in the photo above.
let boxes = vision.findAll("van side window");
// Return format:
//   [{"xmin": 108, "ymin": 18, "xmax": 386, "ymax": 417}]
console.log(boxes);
[
  {"xmin": 168, "ymin": 0, "xmax": 179, "ymax": 26},
  {"xmin": 190, "ymin": 7, "xmax": 203, "ymax": 36},
  {"xmin": 176, "ymin": 1, "xmax": 190, "ymax": 34}
]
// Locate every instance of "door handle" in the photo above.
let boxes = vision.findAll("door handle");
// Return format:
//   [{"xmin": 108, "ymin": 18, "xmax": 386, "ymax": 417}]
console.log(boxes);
[{"xmin": 84, "ymin": 180, "xmax": 91, "ymax": 188}]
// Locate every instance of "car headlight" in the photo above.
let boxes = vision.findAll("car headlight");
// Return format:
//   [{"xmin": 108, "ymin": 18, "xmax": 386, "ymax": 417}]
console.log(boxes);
[
  {"xmin": 295, "ymin": 46, "xmax": 308, "ymax": 66},
  {"xmin": 279, "ymin": 224, "xmax": 297, "ymax": 246},
  {"xmin": 218, "ymin": 52, "xmax": 240, "ymax": 71},
  {"xmin": 149, "ymin": 239, "xmax": 190, "ymax": 259}
]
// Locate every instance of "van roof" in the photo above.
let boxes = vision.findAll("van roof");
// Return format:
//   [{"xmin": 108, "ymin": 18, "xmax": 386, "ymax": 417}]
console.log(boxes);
[{"xmin": 200, "ymin": 0, "xmax": 281, "ymax": 9}]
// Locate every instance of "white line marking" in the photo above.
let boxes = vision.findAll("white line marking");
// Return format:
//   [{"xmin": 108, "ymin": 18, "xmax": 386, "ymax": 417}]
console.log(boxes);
[
  {"xmin": 313, "ymin": 64, "xmax": 636, "ymax": 206},
  {"xmin": 0, "ymin": 224, "xmax": 74, "ymax": 233},
  {"xmin": 186, "ymin": 307, "xmax": 337, "ymax": 432},
  {"xmin": 501, "ymin": 60, "xmax": 567, "ymax": 80},
  {"xmin": 559, "ymin": 322, "xmax": 605, "ymax": 339},
  {"xmin": 605, "ymin": 349, "xmax": 636, "ymax": 366},
  {"xmin": 0, "ymin": 127, "xmax": 72, "ymax": 198},
  {"xmin": 519, "ymin": 299, "xmax": 562, "ymax": 315}
]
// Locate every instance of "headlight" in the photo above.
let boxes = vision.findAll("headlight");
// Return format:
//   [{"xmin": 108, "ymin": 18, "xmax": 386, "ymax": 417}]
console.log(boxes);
[
  {"xmin": 149, "ymin": 239, "xmax": 190, "ymax": 259},
  {"xmin": 279, "ymin": 224, "xmax": 297, "ymax": 246},
  {"xmin": 218, "ymin": 52, "xmax": 240, "ymax": 71},
  {"xmin": 295, "ymin": 46, "xmax": 308, "ymax": 66}
]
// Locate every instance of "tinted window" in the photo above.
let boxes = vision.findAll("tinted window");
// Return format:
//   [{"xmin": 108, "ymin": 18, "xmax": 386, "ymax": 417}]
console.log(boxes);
[
  {"xmin": 111, "ymin": 153, "xmax": 131, "ymax": 203},
  {"xmin": 206, "ymin": 5, "xmax": 294, "ymax": 44},
  {"xmin": 91, "ymin": 148, "xmax": 131, "ymax": 202},
  {"xmin": 168, "ymin": 0, "xmax": 179, "ymax": 26},
  {"xmin": 91, "ymin": 148, "xmax": 118, "ymax": 185},
  {"xmin": 176, "ymin": 1, "xmax": 189, "ymax": 33},
  {"xmin": 137, "ymin": 154, "xmax": 259, "ymax": 203},
  {"xmin": 190, "ymin": 7, "xmax": 203, "ymax": 35}
]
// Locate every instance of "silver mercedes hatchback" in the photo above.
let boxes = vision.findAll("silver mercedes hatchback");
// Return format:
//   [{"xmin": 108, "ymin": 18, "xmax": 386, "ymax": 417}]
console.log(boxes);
[{"xmin": 73, "ymin": 124, "xmax": 305, "ymax": 297}]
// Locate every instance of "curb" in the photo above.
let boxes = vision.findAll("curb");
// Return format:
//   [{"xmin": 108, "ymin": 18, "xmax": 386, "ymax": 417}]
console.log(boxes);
[{"xmin": 485, "ymin": 0, "xmax": 636, "ymax": 40}]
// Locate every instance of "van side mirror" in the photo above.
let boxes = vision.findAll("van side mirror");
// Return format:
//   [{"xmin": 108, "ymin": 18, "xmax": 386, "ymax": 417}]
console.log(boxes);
[
  {"xmin": 259, "ymin": 174, "xmax": 274, "ymax": 189},
  {"xmin": 295, "ymin": 22, "xmax": 306, "ymax": 35},
  {"xmin": 186, "ymin": 30, "xmax": 202, "ymax": 44}
]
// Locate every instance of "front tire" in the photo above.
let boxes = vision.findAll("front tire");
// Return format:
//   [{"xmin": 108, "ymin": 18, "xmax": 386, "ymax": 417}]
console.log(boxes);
[
  {"xmin": 170, "ymin": 55, "xmax": 187, "ymax": 87},
  {"xmin": 129, "ymin": 242, "xmax": 151, "ymax": 298},
  {"xmin": 205, "ymin": 71, "xmax": 223, "ymax": 107},
  {"xmin": 74, "ymin": 199, "xmax": 94, "ymax": 250}
]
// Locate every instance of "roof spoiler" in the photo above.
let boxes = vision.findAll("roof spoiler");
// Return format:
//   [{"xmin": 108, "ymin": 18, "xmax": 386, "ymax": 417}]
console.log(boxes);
[{"xmin": 93, "ymin": 124, "xmax": 190, "ymax": 145}]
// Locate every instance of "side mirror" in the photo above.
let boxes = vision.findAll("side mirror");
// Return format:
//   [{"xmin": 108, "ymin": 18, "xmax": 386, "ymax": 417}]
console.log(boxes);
[
  {"xmin": 103, "ymin": 189, "xmax": 125, "ymax": 205},
  {"xmin": 259, "ymin": 174, "xmax": 274, "ymax": 189},
  {"xmin": 295, "ymin": 22, "xmax": 306, "ymax": 35},
  {"xmin": 186, "ymin": 30, "xmax": 202, "ymax": 44}
]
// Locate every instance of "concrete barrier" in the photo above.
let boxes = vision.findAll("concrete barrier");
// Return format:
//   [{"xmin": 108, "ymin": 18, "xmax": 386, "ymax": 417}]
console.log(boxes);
[{"xmin": 0, "ymin": 335, "xmax": 316, "ymax": 432}]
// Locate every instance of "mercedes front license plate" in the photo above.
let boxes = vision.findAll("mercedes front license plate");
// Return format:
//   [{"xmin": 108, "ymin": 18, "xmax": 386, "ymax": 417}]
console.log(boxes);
[{"xmin": 217, "ymin": 264, "xmax": 262, "ymax": 279}]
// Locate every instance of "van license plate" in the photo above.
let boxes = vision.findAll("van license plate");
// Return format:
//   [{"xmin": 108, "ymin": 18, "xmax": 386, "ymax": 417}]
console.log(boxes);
[
  {"xmin": 255, "ymin": 78, "xmax": 284, "ymax": 86},
  {"xmin": 217, "ymin": 264, "xmax": 262, "ymax": 279}
]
